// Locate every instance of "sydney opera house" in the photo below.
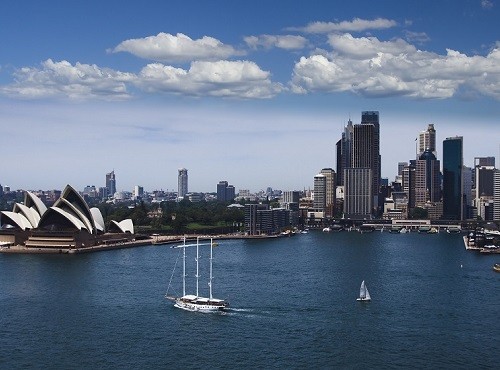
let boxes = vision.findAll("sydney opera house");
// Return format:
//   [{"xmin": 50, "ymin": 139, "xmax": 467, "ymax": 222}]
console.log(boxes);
[{"xmin": 0, "ymin": 184, "xmax": 135, "ymax": 251}]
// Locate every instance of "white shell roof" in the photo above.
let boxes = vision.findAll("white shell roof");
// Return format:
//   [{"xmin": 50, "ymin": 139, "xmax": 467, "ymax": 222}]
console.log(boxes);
[{"xmin": 0, "ymin": 211, "xmax": 33, "ymax": 230}]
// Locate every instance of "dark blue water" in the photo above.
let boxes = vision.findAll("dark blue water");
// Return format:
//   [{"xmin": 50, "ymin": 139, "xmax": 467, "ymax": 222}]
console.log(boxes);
[{"xmin": 0, "ymin": 232, "xmax": 498, "ymax": 369}]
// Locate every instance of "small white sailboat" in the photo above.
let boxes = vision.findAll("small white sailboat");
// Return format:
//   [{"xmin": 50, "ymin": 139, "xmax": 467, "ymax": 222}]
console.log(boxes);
[
  {"xmin": 166, "ymin": 237, "xmax": 228, "ymax": 312},
  {"xmin": 356, "ymin": 280, "xmax": 371, "ymax": 302}
]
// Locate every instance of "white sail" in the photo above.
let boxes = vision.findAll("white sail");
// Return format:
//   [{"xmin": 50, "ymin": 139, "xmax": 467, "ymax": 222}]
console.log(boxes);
[
  {"xmin": 364, "ymin": 285, "xmax": 371, "ymax": 300},
  {"xmin": 357, "ymin": 280, "xmax": 371, "ymax": 301},
  {"xmin": 359, "ymin": 280, "xmax": 366, "ymax": 299}
]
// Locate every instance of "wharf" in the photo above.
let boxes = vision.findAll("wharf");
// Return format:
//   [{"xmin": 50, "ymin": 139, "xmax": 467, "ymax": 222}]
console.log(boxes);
[
  {"xmin": 463, "ymin": 235, "xmax": 500, "ymax": 254},
  {"xmin": 0, "ymin": 233, "xmax": 285, "ymax": 254}
]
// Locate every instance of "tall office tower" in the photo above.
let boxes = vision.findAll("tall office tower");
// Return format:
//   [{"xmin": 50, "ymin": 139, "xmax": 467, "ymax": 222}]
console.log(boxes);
[
  {"xmin": 320, "ymin": 168, "xmax": 336, "ymax": 218},
  {"xmin": 336, "ymin": 119, "xmax": 353, "ymax": 186},
  {"xmin": 313, "ymin": 173, "xmax": 326, "ymax": 213},
  {"xmin": 398, "ymin": 162, "xmax": 407, "ymax": 177},
  {"xmin": 344, "ymin": 168, "xmax": 372, "ymax": 219},
  {"xmin": 226, "ymin": 185, "xmax": 235, "ymax": 202},
  {"xmin": 414, "ymin": 150, "xmax": 441, "ymax": 207},
  {"xmin": 106, "ymin": 170, "xmax": 116, "ymax": 197},
  {"xmin": 418, "ymin": 124, "xmax": 436, "ymax": 156},
  {"xmin": 217, "ymin": 181, "xmax": 235, "ymax": 202},
  {"xmin": 402, "ymin": 161, "xmax": 416, "ymax": 209},
  {"xmin": 474, "ymin": 157, "xmax": 495, "ymax": 220},
  {"xmin": 462, "ymin": 166, "xmax": 473, "ymax": 219},
  {"xmin": 217, "ymin": 181, "xmax": 229, "ymax": 201},
  {"xmin": 178, "ymin": 168, "xmax": 188, "ymax": 199},
  {"xmin": 361, "ymin": 111, "xmax": 381, "ymax": 209},
  {"xmin": 353, "ymin": 116, "xmax": 380, "ymax": 214},
  {"xmin": 443, "ymin": 137, "xmax": 464, "ymax": 220},
  {"xmin": 493, "ymin": 169, "xmax": 500, "ymax": 221}
]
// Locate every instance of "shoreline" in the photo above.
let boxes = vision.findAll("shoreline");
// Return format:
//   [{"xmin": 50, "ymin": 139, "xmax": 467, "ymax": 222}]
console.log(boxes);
[{"xmin": 0, "ymin": 233, "xmax": 284, "ymax": 254}]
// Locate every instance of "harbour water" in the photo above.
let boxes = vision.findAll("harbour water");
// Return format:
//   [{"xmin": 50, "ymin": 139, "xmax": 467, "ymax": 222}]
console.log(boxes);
[{"xmin": 0, "ymin": 231, "xmax": 498, "ymax": 369}]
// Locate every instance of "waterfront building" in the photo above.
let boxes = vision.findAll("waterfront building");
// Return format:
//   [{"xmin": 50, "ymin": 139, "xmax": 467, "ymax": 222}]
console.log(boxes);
[
  {"xmin": 442, "ymin": 136, "xmax": 464, "ymax": 220},
  {"xmin": 418, "ymin": 124, "xmax": 436, "ymax": 157},
  {"xmin": 177, "ymin": 168, "xmax": 188, "ymax": 200},
  {"xmin": 0, "ymin": 185, "xmax": 133, "ymax": 248},
  {"xmin": 344, "ymin": 168, "xmax": 372, "ymax": 220},
  {"xmin": 313, "ymin": 173, "xmax": 326, "ymax": 213},
  {"xmin": 493, "ymin": 169, "xmax": 500, "ymax": 221},
  {"xmin": 105, "ymin": 170, "xmax": 116, "ymax": 198},
  {"xmin": 473, "ymin": 157, "xmax": 495, "ymax": 220},
  {"xmin": 320, "ymin": 168, "xmax": 336, "ymax": 218}
]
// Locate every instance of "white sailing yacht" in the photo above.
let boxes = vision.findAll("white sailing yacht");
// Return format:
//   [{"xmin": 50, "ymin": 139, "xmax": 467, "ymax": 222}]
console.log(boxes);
[
  {"xmin": 166, "ymin": 237, "xmax": 228, "ymax": 312},
  {"xmin": 356, "ymin": 280, "xmax": 371, "ymax": 302}
]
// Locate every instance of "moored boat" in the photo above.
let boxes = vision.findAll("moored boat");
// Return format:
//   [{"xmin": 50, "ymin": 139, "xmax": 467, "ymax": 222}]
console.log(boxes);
[{"xmin": 493, "ymin": 263, "xmax": 500, "ymax": 272}]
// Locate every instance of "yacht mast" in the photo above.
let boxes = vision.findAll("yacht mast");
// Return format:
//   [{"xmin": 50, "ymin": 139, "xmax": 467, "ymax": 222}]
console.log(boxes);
[
  {"xmin": 182, "ymin": 237, "xmax": 186, "ymax": 296},
  {"xmin": 209, "ymin": 238, "xmax": 213, "ymax": 300},
  {"xmin": 195, "ymin": 237, "xmax": 200, "ymax": 297}
]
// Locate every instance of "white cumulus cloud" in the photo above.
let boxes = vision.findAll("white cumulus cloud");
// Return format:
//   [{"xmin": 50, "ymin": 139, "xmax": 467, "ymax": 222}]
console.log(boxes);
[
  {"xmin": 244, "ymin": 34, "xmax": 308, "ymax": 50},
  {"xmin": 136, "ymin": 60, "xmax": 284, "ymax": 98},
  {"xmin": 1, "ymin": 59, "xmax": 135, "ymax": 100},
  {"xmin": 112, "ymin": 32, "xmax": 243, "ymax": 62},
  {"xmin": 291, "ymin": 33, "xmax": 500, "ymax": 100},
  {"xmin": 291, "ymin": 17, "xmax": 397, "ymax": 34}
]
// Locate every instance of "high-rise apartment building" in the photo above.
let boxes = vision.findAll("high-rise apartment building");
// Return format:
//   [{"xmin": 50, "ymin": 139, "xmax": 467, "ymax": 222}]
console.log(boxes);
[
  {"xmin": 443, "ymin": 137, "xmax": 464, "ymax": 220},
  {"xmin": 418, "ymin": 124, "xmax": 436, "ymax": 157},
  {"xmin": 105, "ymin": 170, "xmax": 116, "ymax": 197},
  {"xmin": 177, "ymin": 168, "xmax": 188, "ymax": 200}
]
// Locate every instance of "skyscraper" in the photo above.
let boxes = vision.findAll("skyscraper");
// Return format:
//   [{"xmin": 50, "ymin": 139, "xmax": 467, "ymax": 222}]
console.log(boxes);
[
  {"xmin": 415, "ymin": 150, "xmax": 441, "ymax": 207},
  {"xmin": 493, "ymin": 169, "xmax": 500, "ymax": 221},
  {"xmin": 105, "ymin": 170, "xmax": 116, "ymax": 197},
  {"xmin": 353, "ymin": 115, "xmax": 379, "ymax": 214},
  {"xmin": 361, "ymin": 111, "xmax": 381, "ymax": 210},
  {"xmin": 336, "ymin": 119, "xmax": 353, "ymax": 186},
  {"xmin": 344, "ymin": 168, "xmax": 372, "ymax": 219},
  {"xmin": 418, "ymin": 124, "xmax": 436, "ymax": 157},
  {"xmin": 443, "ymin": 137, "xmax": 463, "ymax": 220},
  {"xmin": 313, "ymin": 173, "xmax": 326, "ymax": 213},
  {"xmin": 320, "ymin": 168, "xmax": 336, "ymax": 218},
  {"xmin": 178, "ymin": 168, "xmax": 188, "ymax": 200}
]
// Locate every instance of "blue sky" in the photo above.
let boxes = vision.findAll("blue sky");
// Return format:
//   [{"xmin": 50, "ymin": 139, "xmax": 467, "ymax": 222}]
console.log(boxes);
[{"xmin": 1, "ymin": 0, "xmax": 499, "ymax": 193}]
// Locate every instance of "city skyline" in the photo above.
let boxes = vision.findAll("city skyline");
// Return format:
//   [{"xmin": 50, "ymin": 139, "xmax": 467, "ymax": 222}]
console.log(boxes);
[{"xmin": 1, "ymin": 1, "xmax": 499, "ymax": 192}]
